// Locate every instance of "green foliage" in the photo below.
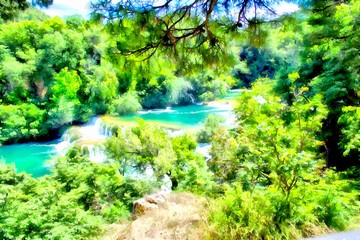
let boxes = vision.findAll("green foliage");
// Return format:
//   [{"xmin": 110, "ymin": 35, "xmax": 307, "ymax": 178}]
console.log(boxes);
[
  {"xmin": 235, "ymin": 45, "xmax": 285, "ymax": 88},
  {"xmin": 0, "ymin": 10, "xmax": 239, "ymax": 145},
  {"xmin": 86, "ymin": 64, "xmax": 119, "ymax": 114},
  {"xmin": 0, "ymin": 162, "xmax": 103, "ymax": 240},
  {"xmin": 208, "ymin": 177, "xmax": 357, "ymax": 240},
  {"xmin": 105, "ymin": 120, "xmax": 176, "ymax": 180},
  {"xmin": 208, "ymin": 184, "xmax": 300, "ymax": 240},
  {"xmin": 338, "ymin": 106, "xmax": 360, "ymax": 157},
  {"xmin": 0, "ymin": 103, "xmax": 45, "ymax": 143},
  {"xmin": 111, "ymin": 92, "xmax": 142, "ymax": 115},
  {"xmin": 292, "ymin": 0, "xmax": 360, "ymax": 168},
  {"xmin": 197, "ymin": 114, "xmax": 225, "ymax": 143},
  {"xmin": 208, "ymin": 127, "xmax": 238, "ymax": 183},
  {"xmin": 190, "ymin": 70, "xmax": 232, "ymax": 102},
  {"xmin": 52, "ymin": 147, "xmax": 141, "ymax": 216},
  {"xmin": 137, "ymin": 75, "xmax": 170, "ymax": 109},
  {"xmin": 13, "ymin": 7, "xmax": 49, "ymax": 22},
  {"xmin": 0, "ymin": 15, "xmax": 116, "ymax": 143},
  {"xmin": 236, "ymin": 79, "xmax": 327, "ymax": 192},
  {"xmin": 0, "ymin": 0, "xmax": 30, "ymax": 21},
  {"xmin": 0, "ymin": 146, "xmax": 162, "ymax": 239},
  {"xmin": 168, "ymin": 78, "xmax": 194, "ymax": 105},
  {"xmin": 170, "ymin": 134, "xmax": 214, "ymax": 193},
  {"xmin": 106, "ymin": 121, "xmax": 212, "ymax": 192},
  {"xmin": 51, "ymin": 67, "xmax": 81, "ymax": 104},
  {"xmin": 206, "ymin": 77, "xmax": 359, "ymax": 239},
  {"xmin": 47, "ymin": 96, "xmax": 76, "ymax": 127},
  {"xmin": 1, "ymin": 2, "xmax": 359, "ymax": 239}
]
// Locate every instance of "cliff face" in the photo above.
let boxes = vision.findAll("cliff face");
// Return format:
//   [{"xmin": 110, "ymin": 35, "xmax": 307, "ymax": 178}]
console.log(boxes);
[{"xmin": 102, "ymin": 192, "xmax": 207, "ymax": 240}]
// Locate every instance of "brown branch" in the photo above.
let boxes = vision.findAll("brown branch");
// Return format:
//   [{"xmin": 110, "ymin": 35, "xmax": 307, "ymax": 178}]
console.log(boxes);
[
  {"xmin": 93, "ymin": 0, "xmax": 282, "ymax": 58},
  {"xmin": 238, "ymin": 0, "xmax": 249, "ymax": 24},
  {"xmin": 151, "ymin": 0, "xmax": 172, "ymax": 9},
  {"xmin": 257, "ymin": 0, "xmax": 277, "ymax": 16},
  {"xmin": 259, "ymin": 171, "xmax": 270, "ymax": 179},
  {"xmin": 312, "ymin": 2, "xmax": 343, "ymax": 13}
]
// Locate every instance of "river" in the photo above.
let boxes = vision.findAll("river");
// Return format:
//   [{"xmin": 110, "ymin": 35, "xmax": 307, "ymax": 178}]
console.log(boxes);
[{"xmin": 0, "ymin": 91, "xmax": 239, "ymax": 177}]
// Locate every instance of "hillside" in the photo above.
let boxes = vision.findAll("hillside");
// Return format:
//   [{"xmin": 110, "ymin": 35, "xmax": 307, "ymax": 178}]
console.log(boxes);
[{"xmin": 102, "ymin": 193, "xmax": 207, "ymax": 240}]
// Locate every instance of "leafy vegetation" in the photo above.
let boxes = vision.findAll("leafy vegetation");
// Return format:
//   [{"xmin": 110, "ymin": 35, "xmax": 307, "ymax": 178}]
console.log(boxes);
[{"xmin": 0, "ymin": 8, "xmax": 236, "ymax": 144}]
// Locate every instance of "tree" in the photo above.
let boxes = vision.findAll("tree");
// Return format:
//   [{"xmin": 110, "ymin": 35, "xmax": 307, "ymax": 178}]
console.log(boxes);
[
  {"xmin": 0, "ymin": 104, "xmax": 46, "ymax": 143},
  {"xmin": 170, "ymin": 134, "xmax": 214, "ymax": 193},
  {"xmin": 0, "ymin": 0, "xmax": 53, "ymax": 21},
  {"xmin": 91, "ymin": 0, "xmax": 298, "ymax": 58},
  {"xmin": 197, "ymin": 114, "xmax": 225, "ymax": 143},
  {"xmin": 111, "ymin": 92, "xmax": 142, "ymax": 115},
  {"xmin": 105, "ymin": 120, "xmax": 212, "ymax": 192},
  {"xmin": 206, "ymin": 79, "xmax": 358, "ymax": 239},
  {"xmin": 86, "ymin": 64, "xmax": 119, "ymax": 114},
  {"xmin": 0, "ymin": 147, "xmax": 156, "ymax": 239},
  {"xmin": 105, "ymin": 120, "xmax": 176, "ymax": 180},
  {"xmin": 294, "ymin": 0, "xmax": 360, "ymax": 168},
  {"xmin": 235, "ymin": 44, "xmax": 284, "ymax": 88}
]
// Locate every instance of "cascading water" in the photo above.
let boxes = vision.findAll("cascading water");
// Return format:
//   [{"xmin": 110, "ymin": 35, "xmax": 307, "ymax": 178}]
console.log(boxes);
[
  {"xmin": 78, "ymin": 117, "xmax": 107, "ymax": 140},
  {"xmin": 86, "ymin": 145, "xmax": 107, "ymax": 163},
  {"xmin": 55, "ymin": 131, "xmax": 72, "ymax": 156},
  {"xmin": 55, "ymin": 117, "xmax": 112, "ymax": 160},
  {"xmin": 102, "ymin": 125, "xmax": 113, "ymax": 137}
]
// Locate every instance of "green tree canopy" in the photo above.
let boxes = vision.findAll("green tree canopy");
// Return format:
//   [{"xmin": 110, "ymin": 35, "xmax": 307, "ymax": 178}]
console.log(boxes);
[
  {"xmin": 0, "ymin": 0, "xmax": 52, "ymax": 21},
  {"xmin": 292, "ymin": 0, "xmax": 360, "ymax": 168}
]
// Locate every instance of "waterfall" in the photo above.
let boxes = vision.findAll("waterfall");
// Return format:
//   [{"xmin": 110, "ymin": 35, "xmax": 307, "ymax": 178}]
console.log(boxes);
[
  {"xmin": 55, "ymin": 131, "xmax": 72, "ymax": 156},
  {"xmin": 78, "ymin": 117, "xmax": 106, "ymax": 140},
  {"xmin": 86, "ymin": 145, "xmax": 107, "ymax": 163},
  {"xmin": 189, "ymin": 93, "xmax": 195, "ymax": 103},
  {"xmin": 55, "ymin": 117, "xmax": 114, "ymax": 159},
  {"xmin": 103, "ymin": 125, "xmax": 113, "ymax": 137}
]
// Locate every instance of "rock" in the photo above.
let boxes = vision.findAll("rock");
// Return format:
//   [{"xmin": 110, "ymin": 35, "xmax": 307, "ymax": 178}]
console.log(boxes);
[
  {"xmin": 145, "ymin": 193, "xmax": 166, "ymax": 205},
  {"xmin": 133, "ymin": 193, "xmax": 167, "ymax": 217}
]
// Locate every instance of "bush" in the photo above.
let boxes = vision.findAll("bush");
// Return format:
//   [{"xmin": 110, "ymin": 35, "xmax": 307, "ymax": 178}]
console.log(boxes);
[
  {"xmin": 0, "ymin": 103, "xmax": 46, "ymax": 143},
  {"xmin": 207, "ymin": 176, "xmax": 358, "ymax": 240},
  {"xmin": 197, "ymin": 114, "xmax": 225, "ymax": 143},
  {"xmin": 207, "ymin": 184, "xmax": 303, "ymax": 240},
  {"xmin": 111, "ymin": 92, "xmax": 142, "ymax": 115},
  {"xmin": 199, "ymin": 91, "xmax": 215, "ymax": 102}
]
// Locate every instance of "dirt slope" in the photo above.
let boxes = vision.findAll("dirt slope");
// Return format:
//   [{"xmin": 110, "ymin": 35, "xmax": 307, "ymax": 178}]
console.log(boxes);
[{"xmin": 102, "ymin": 192, "xmax": 208, "ymax": 240}]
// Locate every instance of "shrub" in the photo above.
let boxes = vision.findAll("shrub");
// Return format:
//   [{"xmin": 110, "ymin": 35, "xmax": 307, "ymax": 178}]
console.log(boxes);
[
  {"xmin": 111, "ymin": 92, "xmax": 142, "ymax": 115},
  {"xmin": 197, "ymin": 114, "xmax": 225, "ymax": 143}
]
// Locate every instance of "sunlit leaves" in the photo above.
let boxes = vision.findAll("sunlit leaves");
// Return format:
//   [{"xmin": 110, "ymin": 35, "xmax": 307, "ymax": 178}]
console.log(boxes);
[
  {"xmin": 51, "ymin": 68, "xmax": 81, "ymax": 104},
  {"xmin": 338, "ymin": 106, "xmax": 360, "ymax": 156},
  {"xmin": 296, "ymin": 0, "xmax": 360, "ymax": 167},
  {"xmin": 233, "ymin": 79, "xmax": 328, "ymax": 194},
  {"xmin": 106, "ymin": 120, "xmax": 175, "ymax": 179},
  {"xmin": 0, "ymin": 104, "xmax": 45, "ymax": 143},
  {"xmin": 111, "ymin": 92, "xmax": 142, "ymax": 115}
]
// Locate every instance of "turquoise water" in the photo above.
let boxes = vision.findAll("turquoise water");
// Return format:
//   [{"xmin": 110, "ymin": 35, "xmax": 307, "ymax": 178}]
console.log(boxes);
[
  {"xmin": 0, "ymin": 90, "xmax": 240, "ymax": 177},
  {"xmin": 0, "ymin": 143, "xmax": 56, "ymax": 177},
  {"xmin": 119, "ymin": 90, "xmax": 240, "ymax": 127},
  {"xmin": 120, "ymin": 103, "xmax": 233, "ymax": 128}
]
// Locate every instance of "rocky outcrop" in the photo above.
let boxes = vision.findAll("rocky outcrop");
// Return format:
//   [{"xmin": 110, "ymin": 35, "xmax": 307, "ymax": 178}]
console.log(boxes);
[{"xmin": 132, "ymin": 192, "xmax": 167, "ymax": 216}]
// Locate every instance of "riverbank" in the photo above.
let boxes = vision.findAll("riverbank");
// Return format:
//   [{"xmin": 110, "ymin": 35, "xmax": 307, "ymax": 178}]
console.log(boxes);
[{"xmin": 0, "ymin": 90, "xmax": 240, "ymax": 177}]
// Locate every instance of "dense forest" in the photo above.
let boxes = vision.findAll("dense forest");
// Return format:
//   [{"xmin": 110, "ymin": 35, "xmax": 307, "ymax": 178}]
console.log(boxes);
[{"xmin": 0, "ymin": 0, "xmax": 359, "ymax": 239}]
